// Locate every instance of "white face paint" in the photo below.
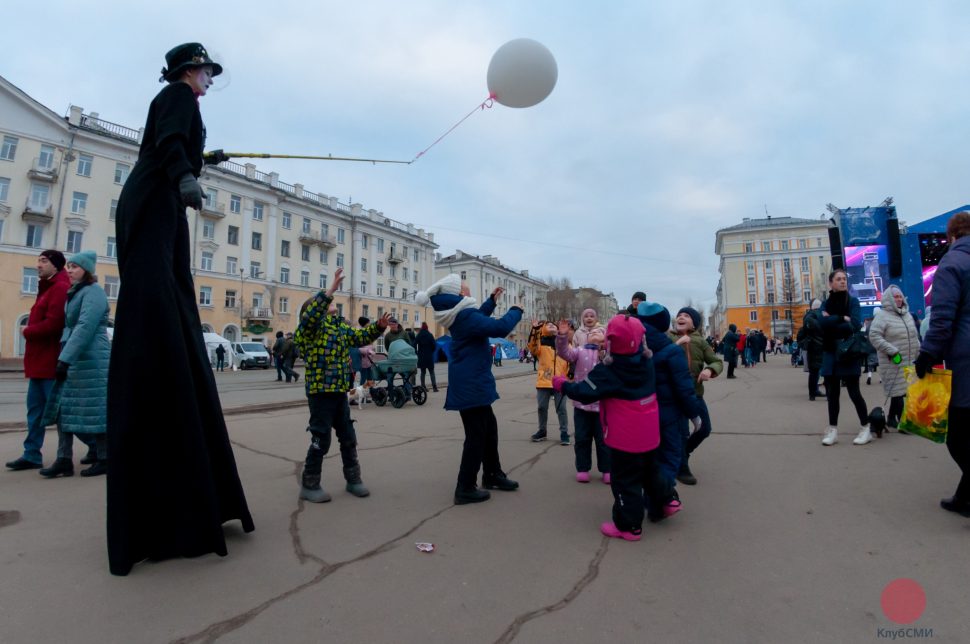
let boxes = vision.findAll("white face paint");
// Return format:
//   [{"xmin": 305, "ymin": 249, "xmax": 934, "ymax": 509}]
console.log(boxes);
[{"xmin": 185, "ymin": 66, "xmax": 214, "ymax": 96}]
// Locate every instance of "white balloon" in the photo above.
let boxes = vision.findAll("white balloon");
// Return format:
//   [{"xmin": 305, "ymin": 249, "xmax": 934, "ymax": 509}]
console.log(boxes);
[{"xmin": 486, "ymin": 38, "xmax": 558, "ymax": 108}]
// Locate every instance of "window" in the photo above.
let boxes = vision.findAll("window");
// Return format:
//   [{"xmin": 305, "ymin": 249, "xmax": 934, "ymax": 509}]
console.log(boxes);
[
  {"xmin": 109, "ymin": 199, "xmax": 118, "ymax": 221},
  {"xmin": 201, "ymin": 251, "xmax": 213, "ymax": 271},
  {"xmin": 29, "ymin": 183, "xmax": 50, "ymax": 210},
  {"xmin": 252, "ymin": 201, "xmax": 264, "ymax": 221},
  {"xmin": 413, "ymin": 271, "xmax": 418, "ymax": 283},
  {"xmin": 749, "ymin": 311, "xmax": 758, "ymax": 322},
  {"xmin": 0, "ymin": 177, "xmax": 9, "ymax": 201},
  {"xmin": 361, "ymin": 257, "xmax": 367, "ymax": 272},
  {"xmin": 766, "ymin": 276, "xmax": 774, "ymax": 289},
  {"xmin": 360, "ymin": 281, "xmax": 367, "ymax": 295},
  {"xmin": 413, "ymin": 249, "xmax": 419, "ymax": 261},
  {"xmin": 819, "ymin": 255, "xmax": 825, "ymax": 265},
  {"xmin": 761, "ymin": 241, "xmax": 770, "ymax": 252},
  {"xmin": 252, "ymin": 293, "xmax": 263, "ymax": 308},
  {"xmin": 336, "ymin": 303, "xmax": 343, "ymax": 317},
  {"xmin": 402, "ymin": 267, "xmax": 408, "ymax": 280},
  {"xmin": 22, "ymin": 267, "xmax": 38, "ymax": 293},
  {"xmin": 282, "ymin": 211, "xmax": 292, "ymax": 229},
  {"xmin": 204, "ymin": 189, "xmax": 216, "ymax": 208},
  {"xmin": 279, "ymin": 296, "xmax": 289, "ymax": 314},
  {"xmin": 460, "ymin": 271, "xmax": 467, "ymax": 280},
  {"xmin": 66, "ymin": 230, "xmax": 83, "ymax": 253},
  {"xmin": 772, "ymin": 310, "xmax": 780, "ymax": 321},
  {"xmin": 402, "ymin": 309, "xmax": 409, "ymax": 322},
  {"xmin": 767, "ymin": 292, "xmax": 775, "ymax": 304},
  {"xmin": 301, "ymin": 244, "xmax": 310, "ymax": 261},
  {"xmin": 225, "ymin": 290, "xmax": 237, "ymax": 308},
  {"xmin": 389, "ymin": 286, "xmax": 396, "ymax": 299},
  {"xmin": 1, "ymin": 135, "xmax": 19, "ymax": 160},
  {"xmin": 104, "ymin": 276, "xmax": 120, "ymax": 300},
  {"xmin": 321, "ymin": 223, "xmax": 329, "ymax": 237},
  {"xmin": 337, "ymin": 228, "xmax": 345, "ymax": 244},
  {"xmin": 803, "ymin": 289, "xmax": 812, "ymax": 302},
  {"xmin": 746, "ymin": 261, "xmax": 755, "ymax": 272},
  {"xmin": 361, "ymin": 234, "xmax": 368, "ymax": 249},
  {"xmin": 26, "ymin": 225, "xmax": 43, "ymax": 248},
  {"xmin": 76, "ymin": 154, "xmax": 92, "ymax": 177},
  {"xmin": 106, "ymin": 236, "xmax": 117, "ymax": 258},
  {"xmin": 281, "ymin": 240, "xmax": 290, "ymax": 257},
  {"xmin": 300, "ymin": 270, "xmax": 310, "ymax": 287},
  {"xmin": 199, "ymin": 286, "xmax": 212, "ymax": 306},
  {"xmin": 302, "ymin": 217, "xmax": 311, "ymax": 234},
  {"xmin": 251, "ymin": 232, "xmax": 262, "ymax": 250},
  {"xmin": 377, "ymin": 283, "xmax": 384, "ymax": 297},
  {"xmin": 377, "ymin": 238, "xmax": 385, "ymax": 252},
  {"xmin": 817, "ymin": 237, "xmax": 823, "ymax": 247},
  {"xmin": 377, "ymin": 261, "xmax": 383, "ymax": 275},
  {"xmin": 362, "ymin": 305, "xmax": 370, "ymax": 317},
  {"xmin": 785, "ymin": 310, "xmax": 793, "ymax": 320},
  {"xmin": 319, "ymin": 271, "xmax": 327, "ymax": 288},
  {"xmin": 319, "ymin": 249, "xmax": 328, "ymax": 264},
  {"xmin": 250, "ymin": 261, "xmax": 261, "ymax": 279},
  {"xmin": 280, "ymin": 266, "xmax": 290, "ymax": 283},
  {"xmin": 336, "ymin": 253, "xmax": 344, "ymax": 268},
  {"xmin": 401, "ymin": 288, "xmax": 408, "ymax": 300},
  {"xmin": 389, "ymin": 265, "xmax": 397, "ymax": 278},
  {"xmin": 747, "ymin": 277, "xmax": 755, "ymax": 288},
  {"xmin": 226, "ymin": 256, "xmax": 237, "ymax": 275},
  {"xmin": 748, "ymin": 293, "xmax": 756, "ymax": 304},
  {"xmin": 800, "ymin": 257, "xmax": 809, "ymax": 271},
  {"xmin": 38, "ymin": 144, "xmax": 55, "ymax": 169},
  {"xmin": 764, "ymin": 260, "xmax": 773, "ymax": 269},
  {"xmin": 202, "ymin": 219, "xmax": 215, "ymax": 239},
  {"xmin": 114, "ymin": 162, "xmax": 130, "ymax": 184},
  {"xmin": 744, "ymin": 242, "xmax": 753, "ymax": 253},
  {"xmin": 227, "ymin": 225, "xmax": 239, "ymax": 245},
  {"xmin": 377, "ymin": 306, "xmax": 384, "ymax": 317},
  {"xmin": 798, "ymin": 239, "xmax": 807, "ymax": 249},
  {"xmin": 230, "ymin": 194, "xmax": 241, "ymax": 214}
]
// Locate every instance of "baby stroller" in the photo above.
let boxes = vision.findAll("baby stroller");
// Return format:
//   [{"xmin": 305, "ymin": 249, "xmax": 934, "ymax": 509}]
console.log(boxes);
[{"xmin": 370, "ymin": 339, "xmax": 427, "ymax": 408}]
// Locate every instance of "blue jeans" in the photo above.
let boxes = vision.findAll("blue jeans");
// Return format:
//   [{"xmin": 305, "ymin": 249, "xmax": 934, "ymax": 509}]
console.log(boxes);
[
  {"xmin": 23, "ymin": 378, "xmax": 54, "ymax": 464},
  {"xmin": 655, "ymin": 416, "xmax": 685, "ymax": 486}
]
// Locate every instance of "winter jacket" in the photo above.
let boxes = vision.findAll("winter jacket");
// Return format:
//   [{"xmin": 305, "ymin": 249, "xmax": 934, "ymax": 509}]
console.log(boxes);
[
  {"xmin": 58, "ymin": 282, "xmax": 111, "ymax": 435},
  {"xmin": 572, "ymin": 323, "xmax": 605, "ymax": 348},
  {"xmin": 295, "ymin": 291, "xmax": 384, "ymax": 394},
  {"xmin": 22, "ymin": 269, "xmax": 71, "ymax": 379},
  {"xmin": 560, "ymin": 353, "xmax": 659, "ymax": 453},
  {"xmin": 444, "ymin": 296, "xmax": 522, "ymax": 411},
  {"xmin": 819, "ymin": 291, "xmax": 862, "ymax": 378},
  {"xmin": 666, "ymin": 330, "xmax": 723, "ymax": 397},
  {"xmin": 642, "ymin": 324, "xmax": 703, "ymax": 425},
  {"xmin": 868, "ymin": 289, "xmax": 921, "ymax": 397},
  {"xmin": 528, "ymin": 327, "xmax": 569, "ymax": 388},
  {"xmin": 922, "ymin": 235, "xmax": 970, "ymax": 406},
  {"xmin": 555, "ymin": 333, "xmax": 600, "ymax": 412},
  {"xmin": 721, "ymin": 330, "xmax": 740, "ymax": 361},
  {"xmin": 797, "ymin": 310, "xmax": 825, "ymax": 371},
  {"xmin": 415, "ymin": 328, "xmax": 437, "ymax": 369},
  {"xmin": 383, "ymin": 327, "xmax": 412, "ymax": 347}
]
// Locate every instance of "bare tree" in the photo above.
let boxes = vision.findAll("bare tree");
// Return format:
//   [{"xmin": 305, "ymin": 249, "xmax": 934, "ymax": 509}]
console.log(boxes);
[{"xmin": 543, "ymin": 276, "xmax": 575, "ymax": 322}]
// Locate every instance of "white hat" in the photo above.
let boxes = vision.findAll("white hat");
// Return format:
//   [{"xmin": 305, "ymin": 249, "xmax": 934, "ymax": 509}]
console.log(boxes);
[{"xmin": 414, "ymin": 274, "xmax": 461, "ymax": 307}]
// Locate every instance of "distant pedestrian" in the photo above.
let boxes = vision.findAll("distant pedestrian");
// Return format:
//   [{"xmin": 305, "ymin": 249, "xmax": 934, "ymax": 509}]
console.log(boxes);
[
  {"xmin": 214, "ymin": 344, "xmax": 226, "ymax": 372},
  {"xmin": 721, "ymin": 324, "xmax": 740, "ymax": 379},
  {"xmin": 272, "ymin": 331, "xmax": 286, "ymax": 381},
  {"xmin": 868, "ymin": 285, "xmax": 920, "ymax": 428},
  {"xmin": 415, "ymin": 322, "xmax": 439, "ymax": 392},
  {"xmin": 797, "ymin": 299, "xmax": 825, "ymax": 400}
]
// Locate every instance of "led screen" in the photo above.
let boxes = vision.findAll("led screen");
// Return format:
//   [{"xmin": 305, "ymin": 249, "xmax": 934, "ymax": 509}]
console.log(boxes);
[{"xmin": 844, "ymin": 245, "xmax": 889, "ymax": 305}]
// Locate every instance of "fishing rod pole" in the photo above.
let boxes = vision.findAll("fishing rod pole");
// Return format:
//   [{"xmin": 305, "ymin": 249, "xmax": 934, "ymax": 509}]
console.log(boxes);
[{"xmin": 204, "ymin": 150, "xmax": 412, "ymax": 165}]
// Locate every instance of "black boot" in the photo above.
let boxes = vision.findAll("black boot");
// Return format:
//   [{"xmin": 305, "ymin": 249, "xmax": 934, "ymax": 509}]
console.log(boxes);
[
  {"xmin": 299, "ymin": 436, "xmax": 331, "ymax": 503},
  {"xmin": 80, "ymin": 449, "xmax": 97, "ymax": 465},
  {"xmin": 483, "ymin": 471, "xmax": 519, "ymax": 491},
  {"xmin": 80, "ymin": 460, "xmax": 107, "ymax": 477},
  {"xmin": 343, "ymin": 464, "xmax": 370, "ymax": 497},
  {"xmin": 39, "ymin": 458, "xmax": 74, "ymax": 478},
  {"xmin": 676, "ymin": 461, "xmax": 697, "ymax": 486},
  {"xmin": 454, "ymin": 486, "xmax": 491, "ymax": 505}
]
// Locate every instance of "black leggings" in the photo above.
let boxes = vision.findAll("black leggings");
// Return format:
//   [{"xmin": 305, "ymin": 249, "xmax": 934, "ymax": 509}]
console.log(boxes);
[
  {"xmin": 825, "ymin": 375, "xmax": 869, "ymax": 427},
  {"xmin": 888, "ymin": 396, "xmax": 905, "ymax": 427},
  {"xmin": 947, "ymin": 406, "xmax": 970, "ymax": 502}
]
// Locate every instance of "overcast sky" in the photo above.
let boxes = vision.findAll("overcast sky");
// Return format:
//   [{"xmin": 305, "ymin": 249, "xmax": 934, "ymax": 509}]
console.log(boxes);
[{"xmin": 6, "ymin": 1, "xmax": 970, "ymax": 314}]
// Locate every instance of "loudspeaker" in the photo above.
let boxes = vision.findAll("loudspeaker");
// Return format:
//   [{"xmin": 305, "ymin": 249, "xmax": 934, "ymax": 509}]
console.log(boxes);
[
  {"xmin": 887, "ymin": 218, "xmax": 902, "ymax": 277},
  {"xmin": 828, "ymin": 226, "xmax": 844, "ymax": 270}
]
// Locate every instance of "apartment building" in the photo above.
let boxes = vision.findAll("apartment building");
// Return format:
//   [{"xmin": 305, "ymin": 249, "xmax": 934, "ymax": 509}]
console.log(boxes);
[
  {"xmin": 434, "ymin": 250, "xmax": 548, "ymax": 349},
  {"xmin": 713, "ymin": 216, "xmax": 833, "ymax": 338},
  {"xmin": 0, "ymin": 74, "xmax": 437, "ymax": 357}
]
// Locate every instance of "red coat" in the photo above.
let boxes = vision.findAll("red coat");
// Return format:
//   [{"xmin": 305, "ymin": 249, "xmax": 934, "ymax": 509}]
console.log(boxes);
[{"xmin": 22, "ymin": 269, "xmax": 70, "ymax": 379}]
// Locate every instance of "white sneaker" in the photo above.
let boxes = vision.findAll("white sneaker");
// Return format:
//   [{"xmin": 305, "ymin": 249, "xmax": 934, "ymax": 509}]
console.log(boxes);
[
  {"xmin": 853, "ymin": 426, "xmax": 872, "ymax": 445},
  {"xmin": 822, "ymin": 427, "xmax": 838, "ymax": 446}
]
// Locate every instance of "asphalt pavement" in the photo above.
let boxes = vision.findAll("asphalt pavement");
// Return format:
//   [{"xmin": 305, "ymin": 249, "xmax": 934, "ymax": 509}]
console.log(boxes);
[{"xmin": 0, "ymin": 358, "xmax": 964, "ymax": 643}]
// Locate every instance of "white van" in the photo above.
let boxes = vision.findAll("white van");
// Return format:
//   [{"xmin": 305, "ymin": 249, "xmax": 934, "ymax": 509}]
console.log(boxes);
[{"xmin": 232, "ymin": 341, "xmax": 271, "ymax": 370}]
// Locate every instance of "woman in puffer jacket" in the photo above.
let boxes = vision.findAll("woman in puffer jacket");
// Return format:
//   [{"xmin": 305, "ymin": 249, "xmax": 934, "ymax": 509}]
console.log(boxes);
[{"xmin": 868, "ymin": 285, "xmax": 921, "ymax": 428}]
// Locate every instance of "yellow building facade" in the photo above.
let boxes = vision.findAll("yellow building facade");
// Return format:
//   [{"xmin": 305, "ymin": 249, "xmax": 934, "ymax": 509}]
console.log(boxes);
[
  {"xmin": 0, "ymin": 75, "xmax": 438, "ymax": 358},
  {"xmin": 714, "ymin": 216, "xmax": 833, "ymax": 339}
]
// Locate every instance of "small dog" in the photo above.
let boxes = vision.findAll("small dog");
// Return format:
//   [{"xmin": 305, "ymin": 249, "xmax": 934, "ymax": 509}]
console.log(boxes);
[
  {"xmin": 348, "ymin": 380, "xmax": 375, "ymax": 408},
  {"xmin": 868, "ymin": 406, "xmax": 886, "ymax": 438}
]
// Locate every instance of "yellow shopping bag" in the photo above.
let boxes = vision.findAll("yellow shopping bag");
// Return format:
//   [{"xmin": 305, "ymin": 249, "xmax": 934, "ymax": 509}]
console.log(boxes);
[{"xmin": 898, "ymin": 366, "xmax": 951, "ymax": 444}]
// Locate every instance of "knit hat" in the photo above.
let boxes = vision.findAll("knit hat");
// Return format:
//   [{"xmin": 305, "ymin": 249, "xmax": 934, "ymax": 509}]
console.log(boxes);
[
  {"xmin": 67, "ymin": 250, "xmax": 96, "ymax": 275},
  {"xmin": 632, "ymin": 291, "xmax": 647, "ymax": 302},
  {"xmin": 729, "ymin": 323, "xmax": 737, "ymax": 332},
  {"xmin": 636, "ymin": 301, "xmax": 671, "ymax": 333},
  {"xmin": 677, "ymin": 306, "xmax": 701, "ymax": 331},
  {"xmin": 358, "ymin": 317, "xmax": 370, "ymax": 326},
  {"xmin": 39, "ymin": 249, "xmax": 66, "ymax": 271},
  {"xmin": 414, "ymin": 274, "xmax": 462, "ymax": 310},
  {"xmin": 606, "ymin": 314, "xmax": 645, "ymax": 355}
]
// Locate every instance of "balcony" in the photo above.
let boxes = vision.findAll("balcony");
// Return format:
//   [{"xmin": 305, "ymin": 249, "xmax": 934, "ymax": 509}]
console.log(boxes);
[
  {"xmin": 200, "ymin": 201, "xmax": 226, "ymax": 219},
  {"xmin": 27, "ymin": 158, "xmax": 58, "ymax": 183},
  {"xmin": 22, "ymin": 201, "xmax": 53, "ymax": 224},
  {"xmin": 298, "ymin": 229, "xmax": 337, "ymax": 248},
  {"xmin": 387, "ymin": 250, "xmax": 406, "ymax": 264},
  {"xmin": 247, "ymin": 307, "xmax": 273, "ymax": 321}
]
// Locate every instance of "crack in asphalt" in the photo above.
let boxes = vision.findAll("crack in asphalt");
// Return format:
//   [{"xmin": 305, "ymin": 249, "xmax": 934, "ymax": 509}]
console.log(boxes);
[
  {"xmin": 229, "ymin": 439, "xmax": 300, "ymax": 465},
  {"xmin": 493, "ymin": 536, "xmax": 611, "ymax": 644},
  {"xmin": 507, "ymin": 441, "xmax": 562, "ymax": 477}
]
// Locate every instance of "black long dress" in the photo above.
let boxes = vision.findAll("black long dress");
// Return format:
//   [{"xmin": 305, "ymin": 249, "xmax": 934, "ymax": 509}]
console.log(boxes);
[{"xmin": 107, "ymin": 82, "xmax": 254, "ymax": 576}]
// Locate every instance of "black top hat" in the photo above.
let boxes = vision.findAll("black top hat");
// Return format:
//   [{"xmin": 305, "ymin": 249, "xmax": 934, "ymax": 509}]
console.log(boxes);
[{"xmin": 159, "ymin": 43, "xmax": 223, "ymax": 83}]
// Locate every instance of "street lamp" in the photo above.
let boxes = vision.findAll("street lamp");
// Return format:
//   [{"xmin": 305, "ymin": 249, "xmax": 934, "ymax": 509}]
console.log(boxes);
[{"xmin": 239, "ymin": 268, "xmax": 245, "ymax": 339}]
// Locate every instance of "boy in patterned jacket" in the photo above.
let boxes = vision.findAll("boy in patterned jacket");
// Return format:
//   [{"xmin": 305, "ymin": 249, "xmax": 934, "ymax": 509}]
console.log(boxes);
[{"xmin": 295, "ymin": 268, "xmax": 390, "ymax": 502}]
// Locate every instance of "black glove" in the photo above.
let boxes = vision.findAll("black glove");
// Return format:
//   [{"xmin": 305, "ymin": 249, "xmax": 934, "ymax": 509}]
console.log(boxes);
[
  {"xmin": 55, "ymin": 361, "xmax": 69, "ymax": 382},
  {"xmin": 914, "ymin": 351, "xmax": 935, "ymax": 379},
  {"xmin": 510, "ymin": 306, "xmax": 524, "ymax": 314},
  {"xmin": 178, "ymin": 173, "xmax": 203, "ymax": 209},
  {"xmin": 203, "ymin": 149, "xmax": 228, "ymax": 165}
]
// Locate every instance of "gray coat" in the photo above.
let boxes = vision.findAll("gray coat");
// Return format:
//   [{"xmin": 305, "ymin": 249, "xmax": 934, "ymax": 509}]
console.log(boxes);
[
  {"xmin": 868, "ymin": 287, "xmax": 920, "ymax": 397},
  {"xmin": 58, "ymin": 282, "xmax": 111, "ymax": 435},
  {"xmin": 923, "ymin": 236, "xmax": 970, "ymax": 407}
]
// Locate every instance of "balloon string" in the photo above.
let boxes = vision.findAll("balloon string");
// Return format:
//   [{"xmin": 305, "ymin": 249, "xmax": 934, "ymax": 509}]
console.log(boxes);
[{"xmin": 412, "ymin": 94, "xmax": 495, "ymax": 162}]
